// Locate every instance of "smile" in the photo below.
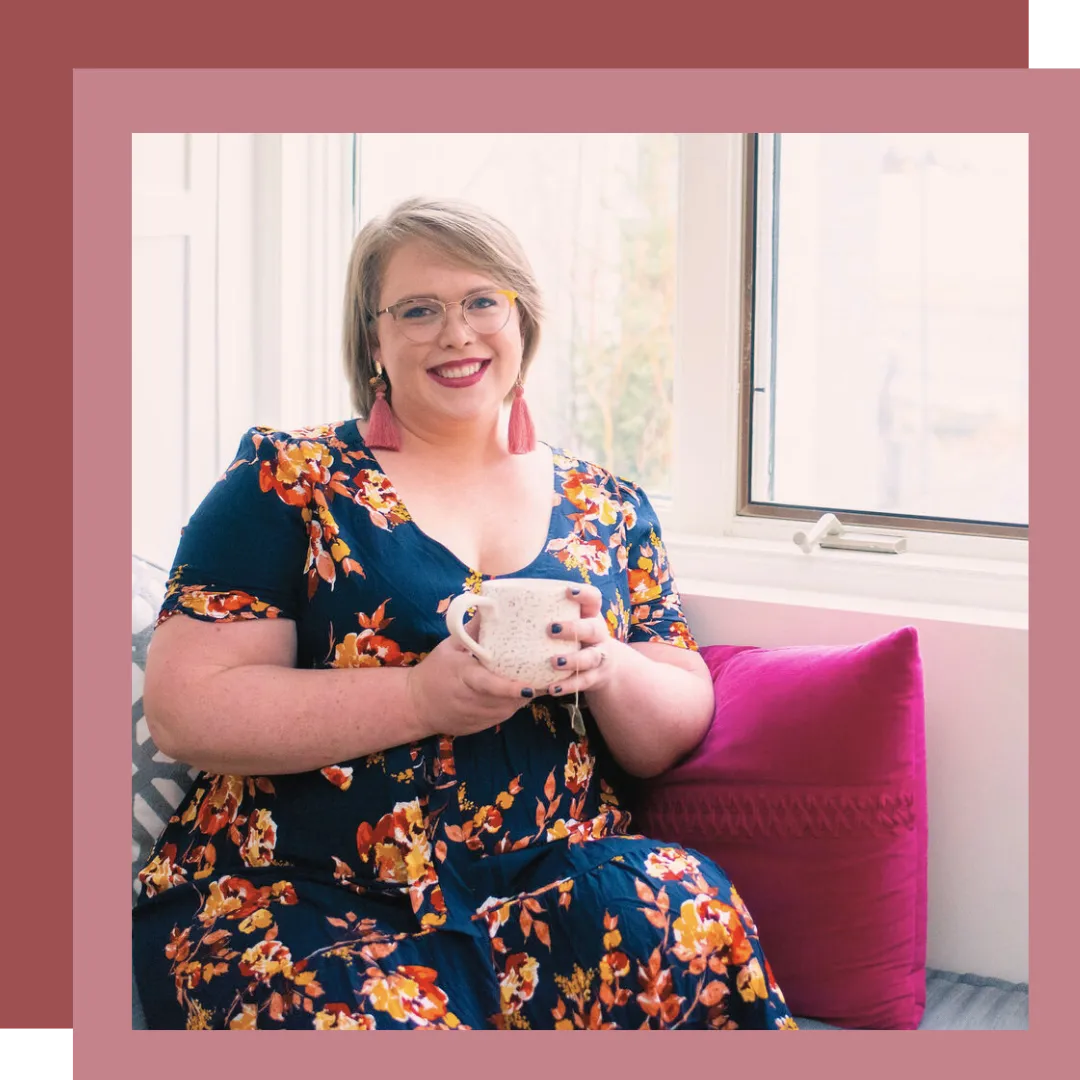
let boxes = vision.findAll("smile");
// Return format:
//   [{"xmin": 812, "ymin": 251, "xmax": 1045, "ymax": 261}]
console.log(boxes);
[{"xmin": 427, "ymin": 359, "xmax": 491, "ymax": 387}]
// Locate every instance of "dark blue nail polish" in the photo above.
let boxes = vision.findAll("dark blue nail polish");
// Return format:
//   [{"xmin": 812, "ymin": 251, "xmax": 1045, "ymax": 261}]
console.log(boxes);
[
  {"xmin": 552, "ymin": 685, "xmax": 563, "ymax": 695},
  {"xmin": 551, "ymin": 623, "xmax": 562, "ymax": 634},
  {"xmin": 521, "ymin": 688, "xmax": 534, "ymax": 698},
  {"xmin": 570, "ymin": 587, "xmax": 581, "ymax": 596},
  {"xmin": 557, "ymin": 656, "xmax": 568, "ymax": 667}
]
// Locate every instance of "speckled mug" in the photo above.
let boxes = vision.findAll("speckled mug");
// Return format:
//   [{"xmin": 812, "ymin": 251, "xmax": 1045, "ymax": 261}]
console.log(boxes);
[{"xmin": 445, "ymin": 579, "xmax": 583, "ymax": 689}]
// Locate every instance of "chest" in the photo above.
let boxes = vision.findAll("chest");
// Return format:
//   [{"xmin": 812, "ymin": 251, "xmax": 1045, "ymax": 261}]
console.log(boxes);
[{"xmin": 376, "ymin": 450, "xmax": 558, "ymax": 578}]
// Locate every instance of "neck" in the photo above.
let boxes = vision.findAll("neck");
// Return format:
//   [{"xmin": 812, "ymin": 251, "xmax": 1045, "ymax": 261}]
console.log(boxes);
[{"xmin": 364, "ymin": 405, "xmax": 517, "ymax": 467}]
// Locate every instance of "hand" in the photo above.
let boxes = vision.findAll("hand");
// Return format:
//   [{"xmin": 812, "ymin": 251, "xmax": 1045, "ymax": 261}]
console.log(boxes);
[
  {"xmin": 405, "ymin": 625, "xmax": 544, "ymax": 739},
  {"xmin": 544, "ymin": 584, "xmax": 622, "ymax": 698}
]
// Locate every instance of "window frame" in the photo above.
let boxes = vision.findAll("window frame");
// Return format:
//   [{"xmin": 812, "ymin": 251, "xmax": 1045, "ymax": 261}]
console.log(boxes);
[
  {"xmin": 736, "ymin": 133, "xmax": 1027, "ymax": 542},
  {"xmin": 665, "ymin": 133, "xmax": 1026, "ymax": 619}
]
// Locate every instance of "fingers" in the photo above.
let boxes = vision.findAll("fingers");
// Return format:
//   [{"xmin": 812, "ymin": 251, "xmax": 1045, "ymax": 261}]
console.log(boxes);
[
  {"xmin": 460, "ymin": 660, "xmax": 540, "ymax": 702},
  {"xmin": 549, "ymin": 643, "xmax": 607, "ymax": 673},
  {"xmin": 566, "ymin": 582, "xmax": 603, "ymax": 618},
  {"xmin": 548, "ymin": 615, "xmax": 609, "ymax": 648}
]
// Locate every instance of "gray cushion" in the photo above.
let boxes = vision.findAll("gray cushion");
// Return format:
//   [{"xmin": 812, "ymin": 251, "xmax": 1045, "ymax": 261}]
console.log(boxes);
[
  {"xmin": 131, "ymin": 555, "xmax": 197, "ymax": 900},
  {"xmin": 792, "ymin": 969, "xmax": 1028, "ymax": 1030}
]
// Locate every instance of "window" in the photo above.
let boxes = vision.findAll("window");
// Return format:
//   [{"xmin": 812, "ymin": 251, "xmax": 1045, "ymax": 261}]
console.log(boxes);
[
  {"xmin": 744, "ymin": 133, "xmax": 1028, "ymax": 539},
  {"xmin": 354, "ymin": 134, "xmax": 680, "ymax": 497}
]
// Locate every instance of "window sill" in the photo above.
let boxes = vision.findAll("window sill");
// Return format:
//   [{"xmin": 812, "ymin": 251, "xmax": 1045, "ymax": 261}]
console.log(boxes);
[{"xmin": 665, "ymin": 534, "xmax": 1028, "ymax": 631}]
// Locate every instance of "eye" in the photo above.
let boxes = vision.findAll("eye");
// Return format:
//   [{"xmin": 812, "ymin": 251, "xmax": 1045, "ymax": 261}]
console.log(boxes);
[
  {"xmin": 398, "ymin": 301, "xmax": 439, "ymax": 320},
  {"xmin": 466, "ymin": 292, "xmax": 499, "ymax": 311}
]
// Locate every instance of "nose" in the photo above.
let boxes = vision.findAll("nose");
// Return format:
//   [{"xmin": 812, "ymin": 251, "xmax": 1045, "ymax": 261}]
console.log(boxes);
[{"xmin": 436, "ymin": 301, "xmax": 475, "ymax": 349}]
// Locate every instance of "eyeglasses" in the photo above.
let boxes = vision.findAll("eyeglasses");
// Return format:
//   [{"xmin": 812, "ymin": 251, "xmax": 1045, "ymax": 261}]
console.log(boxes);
[{"xmin": 373, "ymin": 288, "xmax": 519, "ymax": 344}]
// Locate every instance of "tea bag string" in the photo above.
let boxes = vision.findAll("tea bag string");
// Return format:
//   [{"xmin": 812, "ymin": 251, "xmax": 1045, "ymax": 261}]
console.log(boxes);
[{"xmin": 569, "ymin": 621, "xmax": 586, "ymax": 736}]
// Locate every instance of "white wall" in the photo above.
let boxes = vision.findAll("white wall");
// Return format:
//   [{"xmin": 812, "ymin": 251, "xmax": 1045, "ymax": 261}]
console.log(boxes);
[{"xmin": 681, "ymin": 587, "xmax": 1028, "ymax": 984}]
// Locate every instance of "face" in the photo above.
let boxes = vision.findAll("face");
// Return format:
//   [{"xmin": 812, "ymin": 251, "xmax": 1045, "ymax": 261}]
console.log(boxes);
[{"xmin": 372, "ymin": 241, "xmax": 524, "ymax": 433}]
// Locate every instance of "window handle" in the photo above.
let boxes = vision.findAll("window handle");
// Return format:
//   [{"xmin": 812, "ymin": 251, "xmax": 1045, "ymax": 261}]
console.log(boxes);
[{"xmin": 794, "ymin": 513, "xmax": 906, "ymax": 555}]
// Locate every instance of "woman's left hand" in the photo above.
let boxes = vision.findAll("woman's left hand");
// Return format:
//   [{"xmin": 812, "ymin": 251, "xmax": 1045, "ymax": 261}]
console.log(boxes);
[{"xmin": 544, "ymin": 584, "xmax": 622, "ymax": 697}]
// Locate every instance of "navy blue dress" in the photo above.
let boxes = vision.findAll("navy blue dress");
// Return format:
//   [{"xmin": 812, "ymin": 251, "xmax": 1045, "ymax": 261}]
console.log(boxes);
[{"xmin": 132, "ymin": 421, "xmax": 796, "ymax": 1030}]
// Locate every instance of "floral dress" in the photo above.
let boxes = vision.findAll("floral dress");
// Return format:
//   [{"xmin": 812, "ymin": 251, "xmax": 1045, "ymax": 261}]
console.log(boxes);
[{"xmin": 133, "ymin": 421, "xmax": 796, "ymax": 1031}]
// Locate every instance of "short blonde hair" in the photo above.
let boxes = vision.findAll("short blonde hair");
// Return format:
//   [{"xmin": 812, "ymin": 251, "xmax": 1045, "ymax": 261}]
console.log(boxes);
[{"xmin": 342, "ymin": 196, "xmax": 544, "ymax": 417}]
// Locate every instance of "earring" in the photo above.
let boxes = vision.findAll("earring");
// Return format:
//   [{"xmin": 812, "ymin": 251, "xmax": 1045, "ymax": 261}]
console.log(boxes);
[
  {"xmin": 364, "ymin": 360, "xmax": 402, "ymax": 450},
  {"xmin": 507, "ymin": 375, "xmax": 536, "ymax": 454}
]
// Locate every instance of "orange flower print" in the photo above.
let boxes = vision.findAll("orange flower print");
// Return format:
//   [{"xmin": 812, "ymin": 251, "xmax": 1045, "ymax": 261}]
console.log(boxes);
[
  {"xmin": 193, "ymin": 775, "xmax": 246, "ymax": 836},
  {"xmin": 321, "ymin": 765, "xmax": 354, "ymax": 791},
  {"xmin": 199, "ymin": 876, "xmax": 268, "ymax": 926},
  {"xmin": 331, "ymin": 601, "xmax": 422, "ymax": 668},
  {"xmin": 476, "ymin": 896, "xmax": 514, "ymax": 939},
  {"xmin": 139, "ymin": 843, "xmax": 187, "ymax": 897},
  {"xmin": 314, "ymin": 1006, "xmax": 377, "ymax": 1030},
  {"xmin": 644, "ymin": 848, "xmax": 702, "ymax": 882},
  {"xmin": 665, "ymin": 621, "xmax": 696, "ymax": 650},
  {"xmin": 165, "ymin": 926, "xmax": 192, "ymax": 964},
  {"xmin": 258, "ymin": 439, "xmax": 333, "ymax": 507},
  {"xmin": 499, "ymin": 952, "xmax": 540, "ymax": 1016},
  {"xmin": 228, "ymin": 1003, "xmax": 259, "ymax": 1030},
  {"xmin": 561, "ymin": 472, "xmax": 621, "ymax": 532},
  {"xmin": 671, "ymin": 896, "xmax": 753, "ymax": 971},
  {"xmin": 546, "ymin": 534, "xmax": 612, "ymax": 578},
  {"xmin": 239, "ymin": 939, "xmax": 295, "ymax": 983},
  {"xmin": 628, "ymin": 566, "xmax": 661, "ymax": 605},
  {"xmin": 563, "ymin": 740, "xmax": 594, "ymax": 795},
  {"xmin": 621, "ymin": 499, "xmax": 638, "ymax": 532},
  {"xmin": 636, "ymin": 948, "xmax": 684, "ymax": 1025},
  {"xmin": 239, "ymin": 808, "xmax": 277, "ymax": 867},
  {"xmin": 353, "ymin": 470, "xmax": 411, "ymax": 531},
  {"xmin": 175, "ymin": 588, "xmax": 280, "ymax": 621},
  {"xmin": 361, "ymin": 966, "xmax": 459, "ymax": 1028},
  {"xmin": 355, "ymin": 800, "xmax": 445, "ymax": 926}
]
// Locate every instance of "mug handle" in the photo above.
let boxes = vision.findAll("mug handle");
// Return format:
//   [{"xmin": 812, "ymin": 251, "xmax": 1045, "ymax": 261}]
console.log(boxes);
[{"xmin": 445, "ymin": 592, "xmax": 495, "ymax": 664}]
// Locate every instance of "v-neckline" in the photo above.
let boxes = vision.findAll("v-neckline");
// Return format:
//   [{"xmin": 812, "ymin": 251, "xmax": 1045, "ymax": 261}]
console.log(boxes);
[{"xmin": 346, "ymin": 421, "xmax": 563, "ymax": 581}]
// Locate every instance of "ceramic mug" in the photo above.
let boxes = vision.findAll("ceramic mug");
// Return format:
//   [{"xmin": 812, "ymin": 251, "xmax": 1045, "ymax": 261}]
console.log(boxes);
[{"xmin": 445, "ymin": 578, "xmax": 583, "ymax": 689}]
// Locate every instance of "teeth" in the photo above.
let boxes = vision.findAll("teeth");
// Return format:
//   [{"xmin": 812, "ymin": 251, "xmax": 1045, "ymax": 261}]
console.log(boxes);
[{"xmin": 434, "ymin": 361, "xmax": 483, "ymax": 379}]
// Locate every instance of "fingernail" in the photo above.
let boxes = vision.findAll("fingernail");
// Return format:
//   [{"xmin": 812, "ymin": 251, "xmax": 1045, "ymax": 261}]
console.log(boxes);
[
  {"xmin": 552, "ymin": 685, "xmax": 563, "ymax": 695},
  {"xmin": 556, "ymin": 656, "xmax": 568, "ymax": 667},
  {"xmin": 550, "ymin": 623, "xmax": 562, "ymax": 634},
  {"xmin": 521, "ymin": 688, "xmax": 534, "ymax": 698},
  {"xmin": 570, "ymin": 587, "xmax": 581, "ymax": 596}
]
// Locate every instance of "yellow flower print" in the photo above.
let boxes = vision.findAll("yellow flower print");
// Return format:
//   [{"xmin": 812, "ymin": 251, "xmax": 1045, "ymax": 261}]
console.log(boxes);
[
  {"xmin": 240, "ymin": 808, "xmax": 277, "ymax": 868},
  {"xmin": 258, "ymin": 440, "xmax": 333, "ymax": 507},
  {"xmin": 228, "ymin": 1003, "xmax": 258, "ymax": 1030},
  {"xmin": 239, "ymin": 939, "xmax": 295, "ymax": 983},
  {"xmin": 362, "ymin": 966, "xmax": 457, "ymax": 1028},
  {"xmin": 737, "ymin": 958, "xmax": 769, "ymax": 1002},
  {"xmin": 500, "ymin": 953, "xmax": 540, "ymax": 1015}
]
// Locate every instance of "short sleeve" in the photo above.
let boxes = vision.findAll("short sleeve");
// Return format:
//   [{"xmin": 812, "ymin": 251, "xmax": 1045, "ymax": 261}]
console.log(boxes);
[
  {"xmin": 619, "ymin": 479, "xmax": 698, "ymax": 651},
  {"xmin": 156, "ymin": 428, "xmax": 310, "ymax": 627}
]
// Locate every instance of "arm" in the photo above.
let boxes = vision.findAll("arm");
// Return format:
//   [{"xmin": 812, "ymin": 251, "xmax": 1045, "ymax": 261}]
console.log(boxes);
[
  {"xmin": 145, "ymin": 611, "xmax": 542, "ymax": 777},
  {"xmin": 143, "ymin": 614, "xmax": 428, "ymax": 775},
  {"xmin": 582, "ymin": 640, "xmax": 714, "ymax": 779}
]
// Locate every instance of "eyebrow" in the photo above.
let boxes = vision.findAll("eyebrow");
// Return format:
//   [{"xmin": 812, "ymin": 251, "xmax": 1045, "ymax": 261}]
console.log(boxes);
[{"xmin": 386, "ymin": 285, "xmax": 497, "ymax": 308}]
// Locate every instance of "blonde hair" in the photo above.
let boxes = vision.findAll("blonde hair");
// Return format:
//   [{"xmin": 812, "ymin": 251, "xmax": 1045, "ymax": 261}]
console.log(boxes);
[{"xmin": 342, "ymin": 196, "xmax": 544, "ymax": 417}]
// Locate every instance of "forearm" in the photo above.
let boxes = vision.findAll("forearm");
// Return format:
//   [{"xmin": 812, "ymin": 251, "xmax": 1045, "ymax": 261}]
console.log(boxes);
[
  {"xmin": 584, "ymin": 642, "xmax": 715, "ymax": 779},
  {"xmin": 146, "ymin": 664, "xmax": 429, "ymax": 776}
]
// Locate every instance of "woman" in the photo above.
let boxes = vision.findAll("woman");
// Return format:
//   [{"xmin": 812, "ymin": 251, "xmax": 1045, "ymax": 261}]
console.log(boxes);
[{"xmin": 135, "ymin": 196, "xmax": 796, "ymax": 1030}]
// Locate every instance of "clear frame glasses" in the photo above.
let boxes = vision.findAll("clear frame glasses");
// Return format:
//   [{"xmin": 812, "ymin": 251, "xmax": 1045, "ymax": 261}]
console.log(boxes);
[{"xmin": 374, "ymin": 288, "xmax": 519, "ymax": 343}]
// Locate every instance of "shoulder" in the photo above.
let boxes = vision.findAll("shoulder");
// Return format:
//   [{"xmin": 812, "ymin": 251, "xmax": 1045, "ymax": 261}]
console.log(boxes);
[{"xmin": 550, "ymin": 446, "xmax": 645, "ymax": 500}]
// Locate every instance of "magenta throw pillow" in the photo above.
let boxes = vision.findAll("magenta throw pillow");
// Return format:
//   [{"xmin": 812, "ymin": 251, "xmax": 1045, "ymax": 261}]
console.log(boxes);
[{"xmin": 634, "ymin": 626, "xmax": 927, "ymax": 1029}]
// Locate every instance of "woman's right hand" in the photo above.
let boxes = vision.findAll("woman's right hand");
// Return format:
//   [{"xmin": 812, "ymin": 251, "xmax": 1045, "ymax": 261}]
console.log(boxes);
[{"xmin": 406, "ymin": 630, "xmax": 539, "ymax": 738}]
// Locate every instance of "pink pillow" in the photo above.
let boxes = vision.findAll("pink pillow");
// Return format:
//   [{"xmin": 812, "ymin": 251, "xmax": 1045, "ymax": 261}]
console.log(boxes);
[{"xmin": 634, "ymin": 627, "xmax": 927, "ymax": 1029}]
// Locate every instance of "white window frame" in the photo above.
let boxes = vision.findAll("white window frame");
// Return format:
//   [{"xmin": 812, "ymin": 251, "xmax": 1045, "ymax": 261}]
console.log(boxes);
[{"xmin": 665, "ymin": 134, "xmax": 1027, "ymax": 622}]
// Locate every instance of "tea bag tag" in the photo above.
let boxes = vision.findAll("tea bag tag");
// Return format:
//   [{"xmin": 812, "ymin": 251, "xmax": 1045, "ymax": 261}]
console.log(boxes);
[{"xmin": 569, "ymin": 700, "xmax": 586, "ymax": 737}]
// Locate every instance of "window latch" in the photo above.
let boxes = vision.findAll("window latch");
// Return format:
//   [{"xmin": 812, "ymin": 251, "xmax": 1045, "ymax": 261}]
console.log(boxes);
[{"xmin": 793, "ymin": 513, "xmax": 907, "ymax": 555}]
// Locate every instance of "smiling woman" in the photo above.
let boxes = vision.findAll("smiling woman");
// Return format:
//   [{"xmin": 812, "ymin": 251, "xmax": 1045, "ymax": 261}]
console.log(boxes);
[{"xmin": 132, "ymin": 196, "xmax": 796, "ymax": 1031}]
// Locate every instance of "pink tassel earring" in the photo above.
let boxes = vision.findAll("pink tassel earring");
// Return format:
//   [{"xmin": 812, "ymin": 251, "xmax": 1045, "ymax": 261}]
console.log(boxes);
[
  {"xmin": 508, "ymin": 376, "xmax": 536, "ymax": 454},
  {"xmin": 365, "ymin": 360, "xmax": 402, "ymax": 450}
]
